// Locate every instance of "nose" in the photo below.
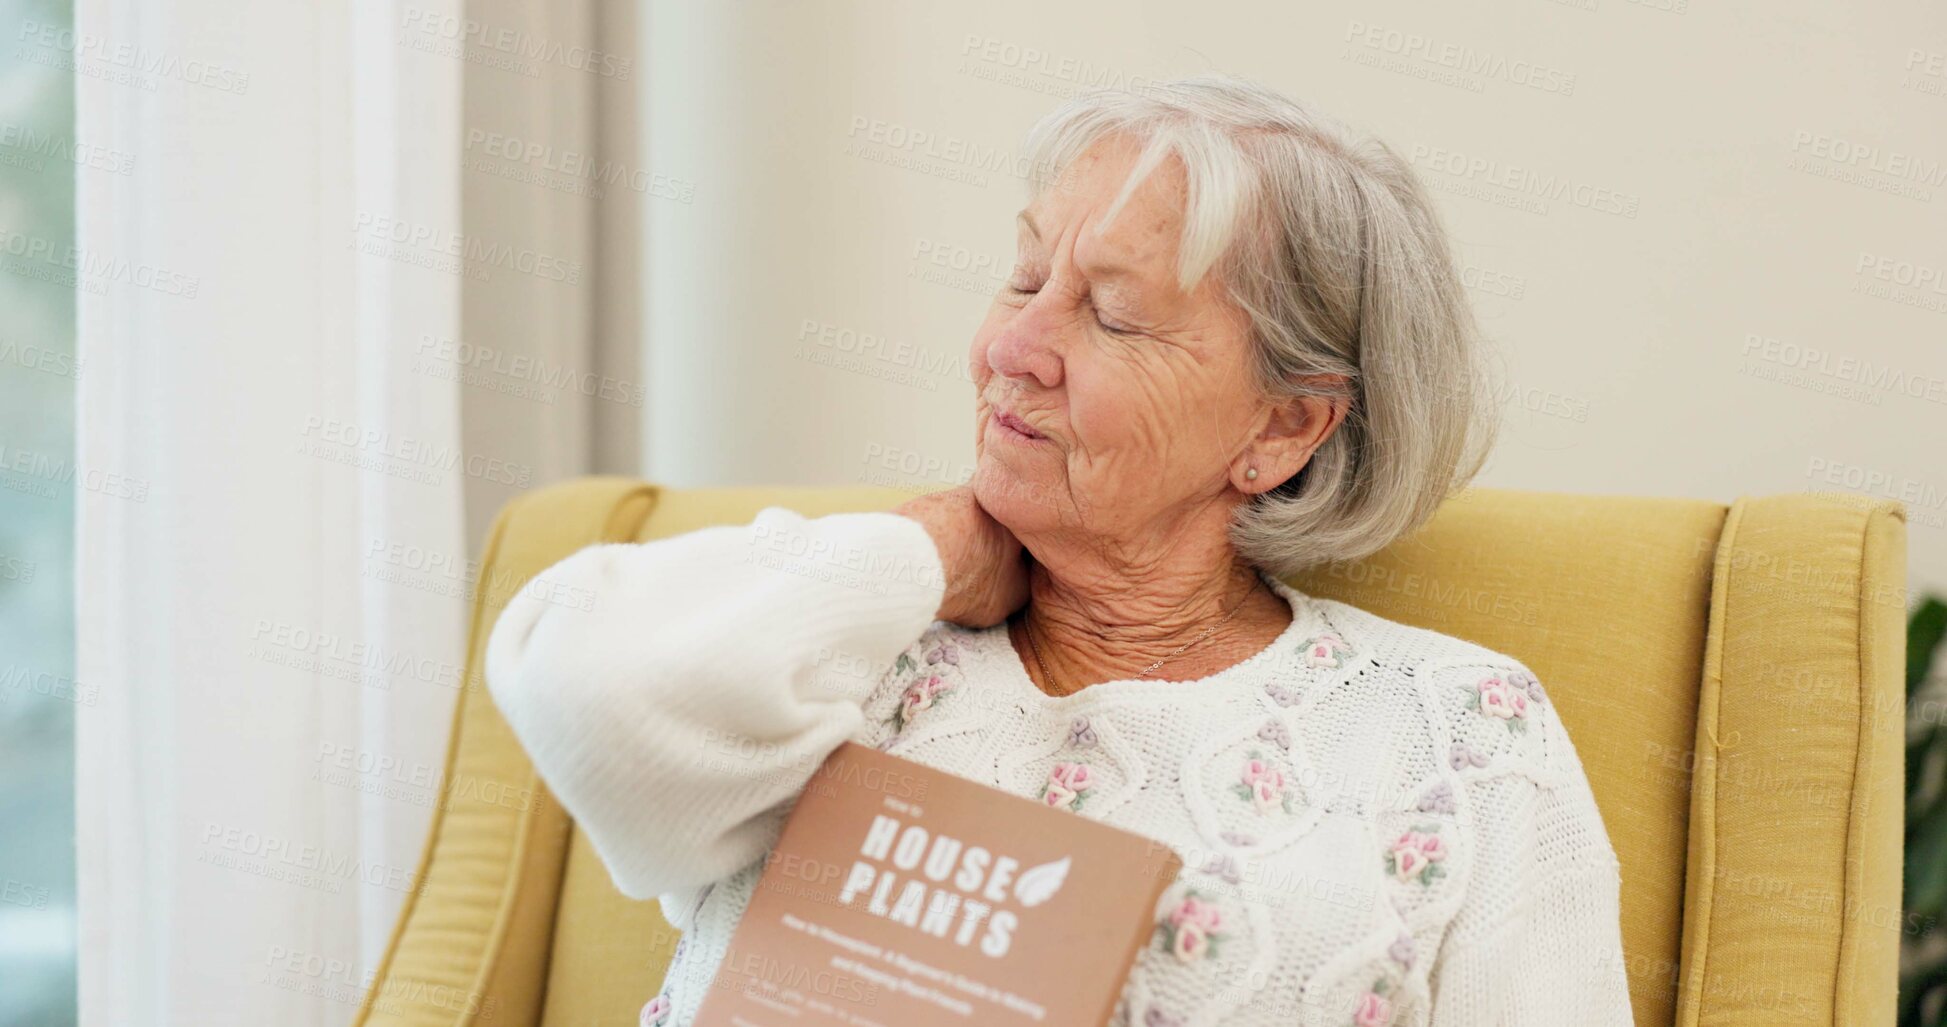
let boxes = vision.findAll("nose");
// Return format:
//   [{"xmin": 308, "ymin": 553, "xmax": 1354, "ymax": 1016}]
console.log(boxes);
[{"xmin": 985, "ymin": 302, "xmax": 1064, "ymax": 390}]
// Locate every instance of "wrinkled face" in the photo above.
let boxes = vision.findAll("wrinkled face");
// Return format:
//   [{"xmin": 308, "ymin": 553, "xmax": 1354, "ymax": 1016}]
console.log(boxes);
[{"xmin": 970, "ymin": 134, "xmax": 1273, "ymax": 545}]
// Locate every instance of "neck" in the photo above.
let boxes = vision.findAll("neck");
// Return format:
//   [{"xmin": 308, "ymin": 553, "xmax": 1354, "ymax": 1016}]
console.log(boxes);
[{"xmin": 1009, "ymin": 517, "xmax": 1289, "ymax": 694}]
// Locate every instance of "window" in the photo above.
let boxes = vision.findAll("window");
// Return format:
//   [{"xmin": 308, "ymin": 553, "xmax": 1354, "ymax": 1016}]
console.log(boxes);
[{"xmin": 0, "ymin": 0, "xmax": 80, "ymax": 1021}]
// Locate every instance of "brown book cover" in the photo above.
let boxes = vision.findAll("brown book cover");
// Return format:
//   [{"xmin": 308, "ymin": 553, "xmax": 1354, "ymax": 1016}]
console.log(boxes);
[{"xmin": 692, "ymin": 741, "xmax": 1184, "ymax": 1027}]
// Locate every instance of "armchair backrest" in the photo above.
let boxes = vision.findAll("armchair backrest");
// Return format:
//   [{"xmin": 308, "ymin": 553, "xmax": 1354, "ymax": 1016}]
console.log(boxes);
[{"xmin": 353, "ymin": 480, "xmax": 1906, "ymax": 1027}]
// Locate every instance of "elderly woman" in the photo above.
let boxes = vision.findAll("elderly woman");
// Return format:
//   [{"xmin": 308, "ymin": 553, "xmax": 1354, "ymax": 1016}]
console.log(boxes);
[{"xmin": 487, "ymin": 75, "xmax": 1632, "ymax": 1027}]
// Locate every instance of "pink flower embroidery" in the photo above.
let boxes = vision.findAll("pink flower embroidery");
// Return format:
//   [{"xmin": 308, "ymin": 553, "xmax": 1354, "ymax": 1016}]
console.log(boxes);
[
  {"xmin": 1352, "ymin": 985, "xmax": 1394, "ymax": 1027},
  {"xmin": 890, "ymin": 673, "xmax": 951, "ymax": 730},
  {"xmin": 1232, "ymin": 750, "xmax": 1293, "ymax": 814},
  {"xmin": 1157, "ymin": 891, "xmax": 1226, "ymax": 963},
  {"xmin": 1302, "ymin": 632, "xmax": 1354, "ymax": 669},
  {"xmin": 1468, "ymin": 674, "xmax": 1530, "ymax": 733},
  {"xmin": 1039, "ymin": 761, "xmax": 1095, "ymax": 812},
  {"xmin": 640, "ymin": 991, "xmax": 672, "ymax": 1027},
  {"xmin": 1385, "ymin": 825, "xmax": 1449, "ymax": 886}
]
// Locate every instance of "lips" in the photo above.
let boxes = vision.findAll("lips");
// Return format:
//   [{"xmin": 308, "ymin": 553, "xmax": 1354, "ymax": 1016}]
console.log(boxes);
[{"xmin": 995, "ymin": 410, "xmax": 1045, "ymax": 440}]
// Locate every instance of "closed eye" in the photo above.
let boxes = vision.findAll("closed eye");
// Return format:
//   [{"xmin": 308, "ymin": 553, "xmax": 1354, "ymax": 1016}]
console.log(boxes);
[
  {"xmin": 1093, "ymin": 304, "xmax": 1141, "ymax": 337},
  {"xmin": 1004, "ymin": 272, "xmax": 1143, "ymax": 336}
]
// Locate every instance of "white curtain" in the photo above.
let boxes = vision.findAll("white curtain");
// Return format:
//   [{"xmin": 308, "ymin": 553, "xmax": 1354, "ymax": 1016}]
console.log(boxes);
[{"xmin": 69, "ymin": 1, "xmax": 630, "ymax": 1022}]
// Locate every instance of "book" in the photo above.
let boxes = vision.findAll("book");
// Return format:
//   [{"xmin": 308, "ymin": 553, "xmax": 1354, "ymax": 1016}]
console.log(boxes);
[{"xmin": 692, "ymin": 740, "xmax": 1184, "ymax": 1026}]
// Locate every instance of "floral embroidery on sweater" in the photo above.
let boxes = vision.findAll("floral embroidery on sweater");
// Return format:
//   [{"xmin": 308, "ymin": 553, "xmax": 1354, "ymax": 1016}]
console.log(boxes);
[
  {"xmin": 1465, "ymin": 669, "xmax": 1546, "ymax": 733},
  {"xmin": 885, "ymin": 641, "xmax": 964, "ymax": 732},
  {"xmin": 1156, "ymin": 890, "xmax": 1227, "ymax": 962},
  {"xmin": 1384, "ymin": 823, "xmax": 1450, "ymax": 886},
  {"xmin": 1506, "ymin": 666, "xmax": 1547, "ymax": 703},
  {"xmin": 1040, "ymin": 760, "xmax": 1095, "ymax": 811},
  {"xmin": 639, "ymin": 991, "xmax": 672, "ymax": 1027},
  {"xmin": 1301, "ymin": 631, "xmax": 1355, "ymax": 669},
  {"xmin": 1068, "ymin": 715, "xmax": 1098, "ymax": 748},
  {"xmin": 1326, "ymin": 909, "xmax": 1416, "ymax": 1025},
  {"xmin": 889, "ymin": 672, "xmax": 953, "ymax": 731},
  {"xmin": 1349, "ymin": 979, "xmax": 1397, "ymax": 1027},
  {"xmin": 1233, "ymin": 750, "xmax": 1294, "ymax": 814},
  {"xmin": 1346, "ymin": 920, "xmax": 1414, "ymax": 1024},
  {"xmin": 1388, "ymin": 929, "xmax": 1416, "ymax": 970},
  {"xmin": 1200, "ymin": 851, "xmax": 1244, "ymax": 885}
]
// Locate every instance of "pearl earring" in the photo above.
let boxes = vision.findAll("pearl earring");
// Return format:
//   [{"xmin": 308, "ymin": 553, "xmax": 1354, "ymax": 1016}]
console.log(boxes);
[{"xmin": 1246, "ymin": 468, "xmax": 1258, "ymax": 480}]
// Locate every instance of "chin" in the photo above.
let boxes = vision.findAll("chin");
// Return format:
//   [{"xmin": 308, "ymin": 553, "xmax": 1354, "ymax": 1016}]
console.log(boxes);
[{"xmin": 971, "ymin": 452, "xmax": 1062, "ymax": 529}]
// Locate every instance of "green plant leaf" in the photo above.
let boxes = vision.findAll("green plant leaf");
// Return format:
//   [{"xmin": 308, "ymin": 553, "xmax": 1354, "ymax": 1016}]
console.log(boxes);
[
  {"xmin": 1905, "ymin": 805, "xmax": 1947, "ymax": 921},
  {"xmin": 1896, "ymin": 595, "xmax": 1946, "ymax": 1027},
  {"xmin": 1909, "ymin": 730, "xmax": 1946, "ymax": 833},
  {"xmin": 1898, "ymin": 946, "xmax": 1947, "ymax": 1027},
  {"xmin": 1908, "ymin": 597, "xmax": 1945, "ymax": 696}
]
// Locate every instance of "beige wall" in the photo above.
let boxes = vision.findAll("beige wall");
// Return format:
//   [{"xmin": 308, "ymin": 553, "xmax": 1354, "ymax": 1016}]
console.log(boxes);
[{"xmin": 639, "ymin": 0, "xmax": 1945, "ymax": 598}]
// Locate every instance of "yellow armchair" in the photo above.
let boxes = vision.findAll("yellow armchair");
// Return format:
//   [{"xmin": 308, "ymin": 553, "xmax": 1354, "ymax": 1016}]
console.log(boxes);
[{"xmin": 351, "ymin": 479, "xmax": 1907, "ymax": 1027}]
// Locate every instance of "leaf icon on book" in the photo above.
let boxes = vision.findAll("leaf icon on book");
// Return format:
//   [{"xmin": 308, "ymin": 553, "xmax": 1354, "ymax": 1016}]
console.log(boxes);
[{"xmin": 1012, "ymin": 855, "xmax": 1071, "ymax": 908}]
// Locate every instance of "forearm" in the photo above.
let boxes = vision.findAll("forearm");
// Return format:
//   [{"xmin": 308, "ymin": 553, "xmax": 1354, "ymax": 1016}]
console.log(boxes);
[{"xmin": 483, "ymin": 505, "xmax": 946, "ymax": 899}]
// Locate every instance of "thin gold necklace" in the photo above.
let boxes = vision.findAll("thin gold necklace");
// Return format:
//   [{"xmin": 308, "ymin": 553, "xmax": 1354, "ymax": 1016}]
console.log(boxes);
[{"xmin": 1022, "ymin": 581, "xmax": 1258, "ymax": 696}]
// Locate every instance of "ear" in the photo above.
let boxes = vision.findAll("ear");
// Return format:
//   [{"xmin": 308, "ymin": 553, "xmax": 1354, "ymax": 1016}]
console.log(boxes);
[{"xmin": 1230, "ymin": 377, "xmax": 1352, "ymax": 494}]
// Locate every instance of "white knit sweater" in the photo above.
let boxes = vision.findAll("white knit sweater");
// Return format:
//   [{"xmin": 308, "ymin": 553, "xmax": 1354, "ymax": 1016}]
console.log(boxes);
[{"xmin": 485, "ymin": 506, "xmax": 1635, "ymax": 1027}]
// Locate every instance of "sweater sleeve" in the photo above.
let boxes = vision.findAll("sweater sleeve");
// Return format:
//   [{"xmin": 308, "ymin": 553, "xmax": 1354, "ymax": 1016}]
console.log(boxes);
[
  {"xmin": 1428, "ymin": 669, "xmax": 1636, "ymax": 1026},
  {"xmin": 482, "ymin": 504, "xmax": 947, "ymax": 902}
]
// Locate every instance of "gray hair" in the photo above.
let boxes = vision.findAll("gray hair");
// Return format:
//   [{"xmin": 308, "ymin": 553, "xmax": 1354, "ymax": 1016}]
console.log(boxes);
[{"xmin": 1020, "ymin": 74, "xmax": 1502, "ymax": 577}]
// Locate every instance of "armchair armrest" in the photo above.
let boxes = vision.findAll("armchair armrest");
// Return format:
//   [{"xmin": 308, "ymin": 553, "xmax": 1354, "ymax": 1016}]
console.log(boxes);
[
  {"xmin": 352, "ymin": 478, "xmax": 667, "ymax": 1026},
  {"xmin": 1677, "ymin": 493, "xmax": 1906, "ymax": 1025}
]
